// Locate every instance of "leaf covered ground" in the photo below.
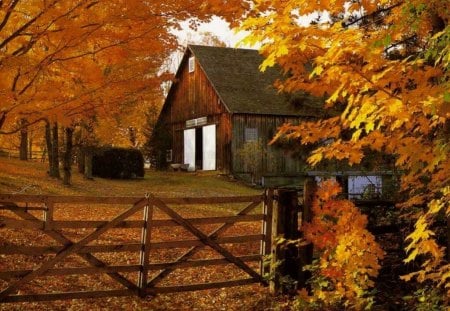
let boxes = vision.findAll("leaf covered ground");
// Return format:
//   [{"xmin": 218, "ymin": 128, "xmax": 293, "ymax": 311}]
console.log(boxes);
[{"xmin": 0, "ymin": 157, "xmax": 283, "ymax": 310}]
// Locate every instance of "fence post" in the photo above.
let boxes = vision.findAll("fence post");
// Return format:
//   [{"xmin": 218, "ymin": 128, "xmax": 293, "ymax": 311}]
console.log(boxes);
[
  {"xmin": 138, "ymin": 196, "xmax": 153, "ymax": 297},
  {"xmin": 298, "ymin": 177, "xmax": 316, "ymax": 288},
  {"xmin": 43, "ymin": 200, "xmax": 54, "ymax": 231},
  {"xmin": 260, "ymin": 188, "xmax": 274, "ymax": 278},
  {"xmin": 447, "ymin": 215, "xmax": 450, "ymax": 261},
  {"xmin": 270, "ymin": 188, "xmax": 300, "ymax": 294}
]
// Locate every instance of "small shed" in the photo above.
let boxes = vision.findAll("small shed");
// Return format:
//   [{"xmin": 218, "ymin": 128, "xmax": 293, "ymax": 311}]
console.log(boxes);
[{"xmin": 152, "ymin": 45, "xmax": 322, "ymax": 182}]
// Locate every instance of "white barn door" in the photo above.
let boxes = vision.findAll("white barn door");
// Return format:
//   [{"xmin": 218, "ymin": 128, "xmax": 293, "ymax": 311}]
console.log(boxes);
[
  {"xmin": 202, "ymin": 124, "xmax": 216, "ymax": 170},
  {"xmin": 183, "ymin": 129, "xmax": 196, "ymax": 171}
]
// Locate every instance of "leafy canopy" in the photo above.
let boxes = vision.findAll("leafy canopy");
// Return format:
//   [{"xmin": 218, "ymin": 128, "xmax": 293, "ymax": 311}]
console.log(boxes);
[{"xmin": 239, "ymin": 0, "xmax": 449, "ymax": 298}]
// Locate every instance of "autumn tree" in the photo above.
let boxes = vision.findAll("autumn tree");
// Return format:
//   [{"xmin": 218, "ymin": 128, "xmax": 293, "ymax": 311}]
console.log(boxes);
[
  {"xmin": 0, "ymin": 0, "xmax": 232, "ymax": 183},
  {"xmin": 239, "ymin": 0, "xmax": 449, "ymax": 303}
]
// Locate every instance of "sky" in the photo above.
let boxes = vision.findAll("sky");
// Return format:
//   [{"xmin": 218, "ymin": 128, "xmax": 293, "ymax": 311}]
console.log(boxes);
[{"xmin": 172, "ymin": 16, "xmax": 252, "ymax": 48}]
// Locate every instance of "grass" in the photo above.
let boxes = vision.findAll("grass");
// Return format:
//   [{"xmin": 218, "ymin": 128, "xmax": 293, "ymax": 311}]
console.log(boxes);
[{"xmin": 0, "ymin": 157, "xmax": 259, "ymax": 197}]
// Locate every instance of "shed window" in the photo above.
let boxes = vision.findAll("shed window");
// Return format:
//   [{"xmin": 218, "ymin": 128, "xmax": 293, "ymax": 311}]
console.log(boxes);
[
  {"xmin": 188, "ymin": 57, "xmax": 195, "ymax": 73},
  {"xmin": 244, "ymin": 128, "xmax": 258, "ymax": 142}
]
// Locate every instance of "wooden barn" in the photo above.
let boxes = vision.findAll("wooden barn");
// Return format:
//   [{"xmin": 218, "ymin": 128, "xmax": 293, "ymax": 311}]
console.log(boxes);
[{"xmin": 152, "ymin": 45, "xmax": 322, "ymax": 183}]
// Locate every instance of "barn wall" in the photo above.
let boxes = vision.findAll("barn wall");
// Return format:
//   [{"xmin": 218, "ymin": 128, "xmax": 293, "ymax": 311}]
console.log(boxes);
[
  {"xmin": 157, "ymin": 51, "xmax": 232, "ymax": 172},
  {"xmin": 231, "ymin": 114, "xmax": 308, "ymax": 178}
]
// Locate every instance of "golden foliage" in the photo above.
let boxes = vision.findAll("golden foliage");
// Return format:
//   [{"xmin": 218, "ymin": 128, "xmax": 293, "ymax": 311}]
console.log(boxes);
[
  {"xmin": 240, "ymin": 0, "xmax": 449, "ymax": 294},
  {"xmin": 300, "ymin": 180, "xmax": 384, "ymax": 309},
  {"xmin": 0, "ymin": 0, "xmax": 223, "ymax": 143}
]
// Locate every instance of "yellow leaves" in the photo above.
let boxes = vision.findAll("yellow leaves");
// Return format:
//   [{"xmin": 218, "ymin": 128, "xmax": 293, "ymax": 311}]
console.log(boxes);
[
  {"xmin": 308, "ymin": 150, "xmax": 324, "ymax": 166},
  {"xmin": 387, "ymin": 98, "xmax": 403, "ymax": 114},
  {"xmin": 241, "ymin": 0, "xmax": 450, "ymax": 299},
  {"xmin": 303, "ymin": 180, "xmax": 384, "ymax": 308},
  {"xmin": 309, "ymin": 64, "xmax": 324, "ymax": 78}
]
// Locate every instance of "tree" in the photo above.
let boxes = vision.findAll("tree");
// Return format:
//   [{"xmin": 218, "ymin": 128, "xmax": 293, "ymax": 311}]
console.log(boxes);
[
  {"xmin": 0, "ymin": 0, "xmax": 231, "ymax": 182},
  {"xmin": 239, "ymin": 0, "xmax": 449, "ymax": 303}
]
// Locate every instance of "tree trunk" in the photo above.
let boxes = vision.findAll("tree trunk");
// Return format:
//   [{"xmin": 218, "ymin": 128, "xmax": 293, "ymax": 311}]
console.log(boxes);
[
  {"xmin": 19, "ymin": 119, "xmax": 28, "ymax": 161},
  {"xmin": 84, "ymin": 150, "xmax": 93, "ymax": 180},
  {"xmin": 51, "ymin": 123, "xmax": 60, "ymax": 178},
  {"xmin": 45, "ymin": 122, "xmax": 53, "ymax": 174},
  {"xmin": 28, "ymin": 131, "xmax": 33, "ymax": 160},
  {"xmin": 63, "ymin": 127, "xmax": 74, "ymax": 185}
]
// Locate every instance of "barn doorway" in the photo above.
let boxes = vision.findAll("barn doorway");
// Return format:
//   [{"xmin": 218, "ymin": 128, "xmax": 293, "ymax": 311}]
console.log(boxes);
[
  {"xmin": 183, "ymin": 124, "xmax": 216, "ymax": 171},
  {"xmin": 195, "ymin": 128, "xmax": 203, "ymax": 170}
]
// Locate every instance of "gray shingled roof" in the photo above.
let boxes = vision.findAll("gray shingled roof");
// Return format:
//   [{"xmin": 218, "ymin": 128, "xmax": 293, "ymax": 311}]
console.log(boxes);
[{"xmin": 188, "ymin": 45, "xmax": 321, "ymax": 117}]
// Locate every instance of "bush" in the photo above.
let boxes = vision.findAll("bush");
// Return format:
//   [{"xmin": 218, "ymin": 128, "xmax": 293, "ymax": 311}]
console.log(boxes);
[{"xmin": 90, "ymin": 147, "xmax": 144, "ymax": 179}]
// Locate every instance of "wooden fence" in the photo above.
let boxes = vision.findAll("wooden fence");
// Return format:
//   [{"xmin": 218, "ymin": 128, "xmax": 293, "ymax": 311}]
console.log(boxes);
[{"xmin": 0, "ymin": 192, "xmax": 273, "ymax": 303}]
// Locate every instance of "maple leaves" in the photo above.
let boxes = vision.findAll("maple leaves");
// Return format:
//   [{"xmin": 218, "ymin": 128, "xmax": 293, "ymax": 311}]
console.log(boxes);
[
  {"xmin": 300, "ymin": 180, "xmax": 384, "ymax": 309},
  {"xmin": 237, "ymin": 0, "xmax": 449, "ymax": 301},
  {"xmin": 0, "ymin": 0, "xmax": 224, "ymax": 140}
]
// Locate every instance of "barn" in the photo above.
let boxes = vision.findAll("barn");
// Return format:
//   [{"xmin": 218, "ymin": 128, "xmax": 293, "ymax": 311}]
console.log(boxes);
[{"xmin": 152, "ymin": 45, "xmax": 323, "ymax": 183}]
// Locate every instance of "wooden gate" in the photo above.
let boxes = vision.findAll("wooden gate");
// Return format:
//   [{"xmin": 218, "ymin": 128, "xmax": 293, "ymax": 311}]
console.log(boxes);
[{"xmin": 0, "ymin": 191, "xmax": 273, "ymax": 303}]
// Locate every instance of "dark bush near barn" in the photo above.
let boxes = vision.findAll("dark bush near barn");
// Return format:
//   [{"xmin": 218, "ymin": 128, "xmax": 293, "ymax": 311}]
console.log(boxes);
[{"xmin": 91, "ymin": 147, "xmax": 144, "ymax": 179}]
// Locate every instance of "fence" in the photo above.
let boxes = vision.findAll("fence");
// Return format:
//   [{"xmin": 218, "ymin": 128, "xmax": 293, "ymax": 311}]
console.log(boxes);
[
  {"xmin": 0, "ymin": 148, "xmax": 45, "ymax": 161},
  {"xmin": 0, "ymin": 192, "xmax": 273, "ymax": 303}
]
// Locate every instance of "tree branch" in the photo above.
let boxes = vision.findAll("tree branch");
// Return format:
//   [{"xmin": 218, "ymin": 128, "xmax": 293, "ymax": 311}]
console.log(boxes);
[
  {"xmin": 342, "ymin": 2, "xmax": 403, "ymax": 28},
  {"xmin": 0, "ymin": 117, "xmax": 47, "ymax": 135},
  {"xmin": 0, "ymin": 0, "xmax": 19, "ymax": 32}
]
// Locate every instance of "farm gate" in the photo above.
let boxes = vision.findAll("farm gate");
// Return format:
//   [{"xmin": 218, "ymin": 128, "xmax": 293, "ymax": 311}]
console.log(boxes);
[{"xmin": 0, "ymin": 191, "xmax": 274, "ymax": 303}]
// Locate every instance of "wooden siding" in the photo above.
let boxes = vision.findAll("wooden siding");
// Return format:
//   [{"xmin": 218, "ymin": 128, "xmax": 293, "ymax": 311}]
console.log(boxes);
[
  {"xmin": 156, "ymin": 48, "xmax": 312, "ymax": 178},
  {"xmin": 231, "ymin": 114, "xmax": 307, "ymax": 176},
  {"xmin": 158, "ymin": 50, "xmax": 232, "ymax": 172}
]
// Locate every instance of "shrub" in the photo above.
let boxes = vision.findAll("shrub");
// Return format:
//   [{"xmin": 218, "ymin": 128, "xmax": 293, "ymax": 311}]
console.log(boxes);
[{"xmin": 90, "ymin": 147, "xmax": 144, "ymax": 179}]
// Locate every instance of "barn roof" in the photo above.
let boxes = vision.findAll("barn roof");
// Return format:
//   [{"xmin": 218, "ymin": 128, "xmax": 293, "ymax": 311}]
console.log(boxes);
[{"xmin": 187, "ymin": 45, "xmax": 322, "ymax": 117}]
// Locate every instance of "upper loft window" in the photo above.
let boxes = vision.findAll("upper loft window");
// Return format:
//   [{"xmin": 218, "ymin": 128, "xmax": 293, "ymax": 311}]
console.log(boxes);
[{"xmin": 188, "ymin": 57, "xmax": 195, "ymax": 73}]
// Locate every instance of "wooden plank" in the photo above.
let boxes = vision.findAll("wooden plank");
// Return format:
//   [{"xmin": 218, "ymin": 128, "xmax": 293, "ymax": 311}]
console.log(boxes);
[
  {"xmin": 0, "ymin": 219, "xmax": 43, "ymax": 229},
  {"xmin": 160, "ymin": 195, "xmax": 263, "ymax": 205},
  {"xmin": 10, "ymin": 208, "xmax": 138, "ymax": 292},
  {"xmin": 0, "ymin": 204, "xmax": 45, "ymax": 211},
  {"xmin": 0, "ymin": 198, "xmax": 147, "ymax": 301},
  {"xmin": 147, "ymin": 199, "xmax": 263, "ymax": 287},
  {"xmin": 297, "ymin": 178, "xmax": 315, "ymax": 290},
  {"xmin": 0, "ymin": 219, "xmax": 143, "ymax": 230},
  {"xmin": 149, "ymin": 195, "xmax": 264, "ymax": 284},
  {"xmin": 45, "ymin": 214, "xmax": 264, "ymax": 229},
  {"xmin": 51, "ymin": 220, "xmax": 144, "ymax": 229},
  {"xmin": 0, "ymin": 194, "xmax": 263, "ymax": 205},
  {"xmin": 0, "ymin": 243, "xmax": 142, "ymax": 255},
  {"xmin": 147, "ymin": 254, "xmax": 261, "ymax": 270},
  {"xmin": 1, "ymin": 290, "xmax": 133, "ymax": 303},
  {"xmin": 0, "ymin": 234, "xmax": 263, "ymax": 254},
  {"xmin": 150, "ymin": 235, "xmax": 264, "ymax": 249},
  {"xmin": 260, "ymin": 189, "xmax": 274, "ymax": 277},
  {"xmin": 149, "ymin": 278, "xmax": 256, "ymax": 294},
  {"xmin": 137, "ymin": 199, "xmax": 153, "ymax": 297},
  {"xmin": 0, "ymin": 265, "xmax": 141, "ymax": 280},
  {"xmin": 43, "ymin": 201, "xmax": 54, "ymax": 231},
  {"xmin": 0, "ymin": 194, "xmax": 142, "ymax": 204},
  {"xmin": 152, "ymin": 214, "xmax": 264, "ymax": 227}
]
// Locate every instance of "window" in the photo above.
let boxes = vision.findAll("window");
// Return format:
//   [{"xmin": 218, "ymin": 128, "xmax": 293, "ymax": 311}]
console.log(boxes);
[
  {"xmin": 244, "ymin": 128, "xmax": 258, "ymax": 142},
  {"xmin": 188, "ymin": 57, "xmax": 195, "ymax": 73},
  {"xmin": 165, "ymin": 149, "xmax": 173, "ymax": 162},
  {"xmin": 348, "ymin": 175, "xmax": 382, "ymax": 199}
]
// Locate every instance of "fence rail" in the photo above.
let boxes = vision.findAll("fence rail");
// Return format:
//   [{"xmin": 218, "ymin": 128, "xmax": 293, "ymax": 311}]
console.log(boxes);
[{"xmin": 0, "ymin": 192, "xmax": 272, "ymax": 303}]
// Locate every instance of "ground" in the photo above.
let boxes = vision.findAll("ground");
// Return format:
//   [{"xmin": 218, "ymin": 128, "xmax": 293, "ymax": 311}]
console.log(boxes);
[{"xmin": 0, "ymin": 157, "xmax": 282, "ymax": 311}]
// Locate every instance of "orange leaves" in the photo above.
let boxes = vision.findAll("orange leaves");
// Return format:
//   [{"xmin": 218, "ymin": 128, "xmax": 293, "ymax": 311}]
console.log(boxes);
[{"xmin": 302, "ymin": 180, "xmax": 384, "ymax": 308}]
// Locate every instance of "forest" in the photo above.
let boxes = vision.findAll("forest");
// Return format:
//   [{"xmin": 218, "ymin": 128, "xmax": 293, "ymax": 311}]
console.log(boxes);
[{"xmin": 0, "ymin": 0, "xmax": 449, "ymax": 309}]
